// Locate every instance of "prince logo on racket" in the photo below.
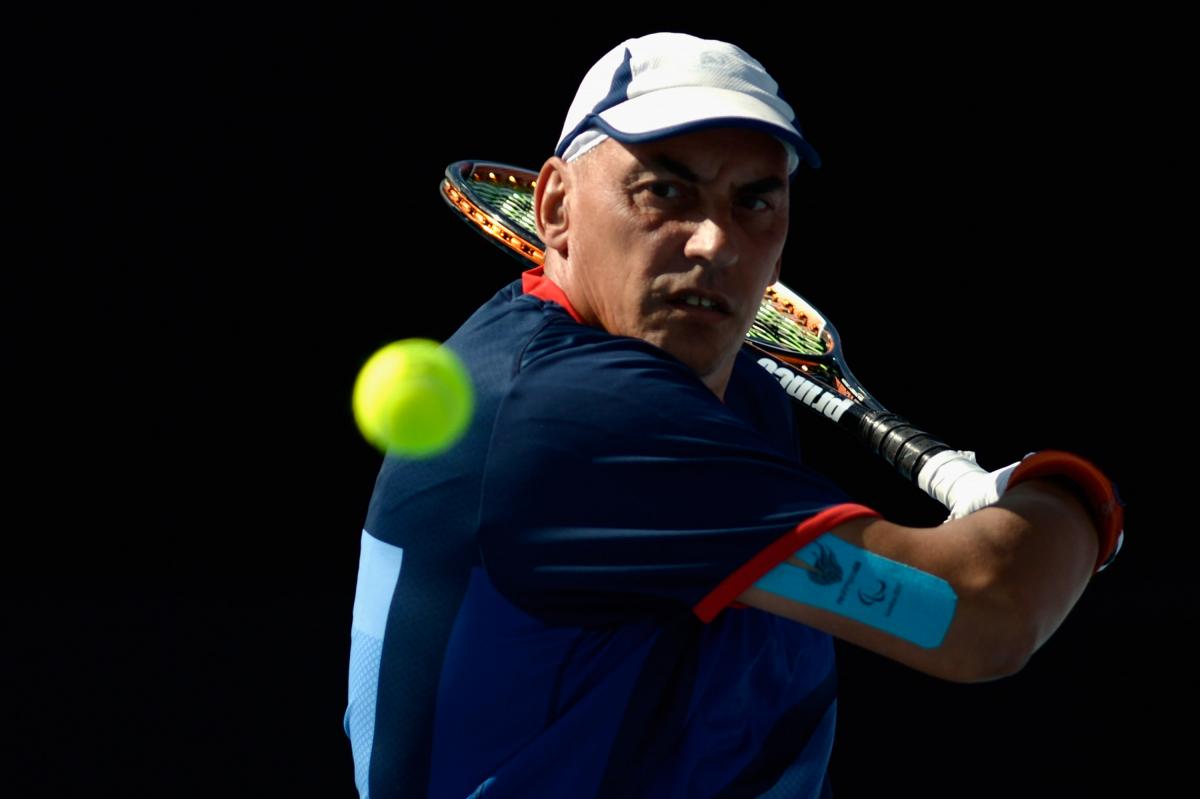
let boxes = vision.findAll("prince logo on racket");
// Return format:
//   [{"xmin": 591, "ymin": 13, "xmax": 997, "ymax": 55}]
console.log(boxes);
[
  {"xmin": 346, "ymin": 31, "xmax": 1124, "ymax": 799},
  {"xmin": 755, "ymin": 359, "xmax": 854, "ymax": 421}
]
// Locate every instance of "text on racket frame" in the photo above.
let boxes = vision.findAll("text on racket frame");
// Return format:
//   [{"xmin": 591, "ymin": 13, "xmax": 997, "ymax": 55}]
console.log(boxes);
[{"xmin": 756, "ymin": 358, "xmax": 853, "ymax": 422}]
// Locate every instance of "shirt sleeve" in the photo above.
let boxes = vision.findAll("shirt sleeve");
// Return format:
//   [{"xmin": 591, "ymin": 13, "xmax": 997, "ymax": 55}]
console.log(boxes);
[{"xmin": 478, "ymin": 320, "xmax": 878, "ymax": 625}]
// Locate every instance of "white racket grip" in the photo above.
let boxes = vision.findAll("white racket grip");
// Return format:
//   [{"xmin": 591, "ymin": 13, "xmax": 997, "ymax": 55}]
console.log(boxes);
[{"xmin": 917, "ymin": 449, "xmax": 1019, "ymax": 519}]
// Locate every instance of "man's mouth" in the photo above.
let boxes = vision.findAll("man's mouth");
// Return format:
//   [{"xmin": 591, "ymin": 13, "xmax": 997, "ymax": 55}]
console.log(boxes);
[{"xmin": 668, "ymin": 292, "xmax": 731, "ymax": 315}]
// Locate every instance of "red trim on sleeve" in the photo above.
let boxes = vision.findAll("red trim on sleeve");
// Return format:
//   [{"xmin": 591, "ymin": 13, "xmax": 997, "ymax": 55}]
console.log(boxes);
[
  {"xmin": 522, "ymin": 266, "xmax": 585, "ymax": 323},
  {"xmin": 692, "ymin": 502, "xmax": 881, "ymax": 623}
]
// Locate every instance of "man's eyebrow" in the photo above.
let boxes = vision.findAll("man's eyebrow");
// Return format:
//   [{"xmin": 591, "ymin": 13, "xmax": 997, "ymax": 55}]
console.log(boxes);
[
  {"xmin": 740, "ymin": 176, "xmax": 786, "ymax": 194},
  {"xmin": 647, "ymin": 155, "xmax": 785, "ymax": 194},
  {"xmin": 649, "ymin": 155, "xmax": 700, "ymax": 182}
]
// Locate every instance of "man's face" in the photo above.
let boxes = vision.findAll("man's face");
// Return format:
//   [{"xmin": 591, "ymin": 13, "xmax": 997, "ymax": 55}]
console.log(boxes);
[{"xmin": 559, "ymin": 128, "xmax": 790, "ymax": 397}]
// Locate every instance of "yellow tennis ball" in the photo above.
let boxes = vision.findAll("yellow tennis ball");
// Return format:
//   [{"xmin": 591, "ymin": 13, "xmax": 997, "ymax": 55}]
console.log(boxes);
[{"xmin": 352, "ymin": 339, "xmax": 474, "ymax": 457}]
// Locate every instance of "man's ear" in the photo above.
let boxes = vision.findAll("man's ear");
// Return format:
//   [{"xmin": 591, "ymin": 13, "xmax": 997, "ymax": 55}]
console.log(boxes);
[{"xmin": 534, "ymin": 157, "xmax": 571, "ymax": 258}]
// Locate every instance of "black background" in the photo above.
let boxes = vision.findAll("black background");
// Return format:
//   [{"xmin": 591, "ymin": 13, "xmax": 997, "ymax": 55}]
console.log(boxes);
[{"xmin": 9, "ymin": 7, "xmax": 1177, "ymax": 797}]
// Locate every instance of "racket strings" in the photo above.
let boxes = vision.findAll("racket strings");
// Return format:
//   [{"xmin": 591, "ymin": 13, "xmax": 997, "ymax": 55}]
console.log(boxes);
[
  {"xmin": 443, "ymin": 178, "xmax": 544, "ymax": 264},
  {"xmin": 748, "ymin": 290, "xmax": 827, "ymax": 357},
  {"xmin": 470, "ymin": 171, "xmax": 538, "ymax": 239}
]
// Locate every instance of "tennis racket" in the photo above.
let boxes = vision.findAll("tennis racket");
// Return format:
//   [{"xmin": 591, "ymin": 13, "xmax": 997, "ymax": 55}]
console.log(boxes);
[{"xmin": 439, "ymin": 159, "xmax": 978, "ymax": 505}]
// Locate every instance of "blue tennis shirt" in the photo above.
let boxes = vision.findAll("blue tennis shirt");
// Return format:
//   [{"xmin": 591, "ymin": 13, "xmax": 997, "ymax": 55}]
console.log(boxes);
[{"xmin": 345, "ymin": 268, "xmax": 877, "ymax": 799}]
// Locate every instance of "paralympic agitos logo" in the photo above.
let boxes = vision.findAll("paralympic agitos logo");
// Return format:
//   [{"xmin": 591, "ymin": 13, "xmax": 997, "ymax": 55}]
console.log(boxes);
[{"xmin": 755, "ymin": 358, "xmax": 853, "ymax": 422}]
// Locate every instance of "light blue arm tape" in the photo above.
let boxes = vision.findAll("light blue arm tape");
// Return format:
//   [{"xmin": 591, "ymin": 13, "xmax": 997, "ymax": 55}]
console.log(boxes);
[{"xmin": 753, "ymin": 533, "xmax": 957, "ymax": 648}]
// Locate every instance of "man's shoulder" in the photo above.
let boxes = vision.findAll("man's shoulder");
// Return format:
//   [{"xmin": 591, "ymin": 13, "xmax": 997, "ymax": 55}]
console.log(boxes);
[
  {"xmin": 448, "ymin": 279, "xmax": 793, "ymax": 439},
  {"xmin": 449, "ymin": 279, "xmax": 599, "ymax": 352},
  {"xmin": 452, "ymin": 280, "xmax": 696, "ymax": 384},
  {"xmin": 444, "ymin": 280, "xmax": 577, "ymax": 383},
  {"xmin": 519, "ymin": 316, "xmax": 687, "ymax": 380},
  {"xmin": 518, "ymin": 328, "xmax": 791, "ymax": 424}
]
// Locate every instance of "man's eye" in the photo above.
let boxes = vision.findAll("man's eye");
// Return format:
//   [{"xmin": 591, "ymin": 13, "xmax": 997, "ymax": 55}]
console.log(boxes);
[
  {"xmin": 648, "ymin": 182, "xmax": 681, "ymax": 199},
  {"xmin": 740, "ymin": 196, "xmax": 770, "ymax": 211}
]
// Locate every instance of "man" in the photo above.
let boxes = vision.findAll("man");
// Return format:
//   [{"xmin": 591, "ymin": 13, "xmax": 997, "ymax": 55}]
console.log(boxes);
[{"xmin": 345, "ymin": 32, "xmax": 1121, "ymax": 799}]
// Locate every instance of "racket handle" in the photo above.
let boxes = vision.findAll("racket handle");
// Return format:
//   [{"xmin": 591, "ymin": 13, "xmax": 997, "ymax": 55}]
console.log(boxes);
[{"xmin": 856, "ymin": 410, "xmax": 952, "ymax": 484}]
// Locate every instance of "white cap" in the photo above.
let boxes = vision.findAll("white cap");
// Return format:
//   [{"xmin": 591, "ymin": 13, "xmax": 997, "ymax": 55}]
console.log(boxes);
[{"xmin": 555, "ymin": 32, "xmax": 820, "ymax": 174}]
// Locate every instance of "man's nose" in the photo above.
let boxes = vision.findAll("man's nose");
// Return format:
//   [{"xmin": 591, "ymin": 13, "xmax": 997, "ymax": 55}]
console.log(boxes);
[{"xmin": 683, "ymin": 214, "xmax": 739, "ymax": 269}]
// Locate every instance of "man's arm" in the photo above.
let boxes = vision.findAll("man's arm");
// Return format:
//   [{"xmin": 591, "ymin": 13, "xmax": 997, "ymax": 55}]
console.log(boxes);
[{"xmin": 738, "ymin": 479, "xmax": 1100, "ymax": 683}]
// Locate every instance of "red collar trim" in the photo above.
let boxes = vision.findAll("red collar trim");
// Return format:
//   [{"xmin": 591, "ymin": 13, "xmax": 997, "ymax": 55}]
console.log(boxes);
[{"xmin": 521, "ymin": 266, "xmax": 584, "ymax": 323}]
